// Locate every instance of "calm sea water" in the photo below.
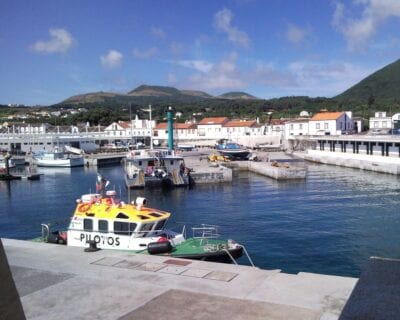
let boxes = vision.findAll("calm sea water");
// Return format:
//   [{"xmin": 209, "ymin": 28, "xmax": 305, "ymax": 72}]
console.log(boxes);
[{"xmin": 1, "ymin": 163, "xmax": 400, "ymax": 277}]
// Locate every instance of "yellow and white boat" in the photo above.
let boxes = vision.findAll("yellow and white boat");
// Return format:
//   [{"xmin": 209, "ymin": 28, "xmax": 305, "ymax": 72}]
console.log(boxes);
[{"xmin": 40, "ymin": 175, "xmax": 246, "ymax": 263}]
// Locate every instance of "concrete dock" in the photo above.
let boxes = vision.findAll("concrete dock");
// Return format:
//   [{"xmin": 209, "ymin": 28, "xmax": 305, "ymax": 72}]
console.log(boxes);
[
  {"xmin": 4, "ymin": 238, "xmax": 357, "ymax": 320},
  {"xmin": 183, "ymin": 149, "xmax": 306, "ymax": 182},
  {"xmin": 296, "ymin": 150, "xmax": 400, "ymax": 175}
]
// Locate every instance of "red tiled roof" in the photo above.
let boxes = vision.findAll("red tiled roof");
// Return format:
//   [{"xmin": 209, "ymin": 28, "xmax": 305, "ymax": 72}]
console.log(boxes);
[
  {"xmin": 311, "ymin": 112, "xmax": 344, "ymax": 121},
  {"xmin": 198, "ymin": 117, "xmax": 229, "ymax": 125},
  {"xmin": 118, "ymin": 121, "xmax": 131, "ymax": 129},
  {"xmin": 223, "ymin": 120, "xmax": 257, "ymax": 127},
  {"xmin": 155, "ymin": 122, "xmax": 196, "ymax": 130}
]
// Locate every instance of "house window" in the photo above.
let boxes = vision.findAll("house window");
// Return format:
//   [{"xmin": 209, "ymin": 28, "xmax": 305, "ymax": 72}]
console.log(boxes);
[
  {"xmin": 382, "ymin": 122, "xmax": 387, "ymax": 128},
  {"xmin": 374, "ymin": 121, "xmax": 378, "ymax": 128},
  {"xmin": 316, "ymin": 123, "xmax": 320, "ymax": 129},
  {"xmin": 324, "ymin": 123, "xmax": 328, "ymax": 129},
  {"xmin": 290, "ymin": 124, "xmax": 294, "ymax": 130},
  {"xmin": 299, "ymin": 124, "xmax": 303, "ymax": 130}
]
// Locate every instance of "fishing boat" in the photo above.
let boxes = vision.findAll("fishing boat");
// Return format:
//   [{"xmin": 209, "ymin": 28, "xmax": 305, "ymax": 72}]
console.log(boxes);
[
  {"xmin": 40, "ymin": 175, "xmax": 246, "ymax": 263},
  {"xmin": 216, "ymin": 140, "xmax": 251, "ymax": 160},
  {"xmin": 123, "ymin": 149, "xmax": 190, "ymax": 188},
  {"xmin": 33, "ymin": 148, "xmax": 84, "ymax": 167}
]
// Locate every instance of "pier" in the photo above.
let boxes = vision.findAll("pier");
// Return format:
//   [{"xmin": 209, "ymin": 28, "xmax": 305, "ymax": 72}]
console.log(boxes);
[{"xmin": 3, "ymin": 239, "xmax": 356, "ymax": 320}]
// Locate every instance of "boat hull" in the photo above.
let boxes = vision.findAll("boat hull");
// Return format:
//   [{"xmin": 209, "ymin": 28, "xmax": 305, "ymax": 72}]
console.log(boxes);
[
  {"xmin": 218, "ymin": 149, "xmax": 251, "ymax": 160},
  {"xmin": 36, "ymin": 158, "xmax": 84, "ymax": 167},
  {"xmin": 167, "ymin": 246, "xmax": 244, "ymax": 263}
]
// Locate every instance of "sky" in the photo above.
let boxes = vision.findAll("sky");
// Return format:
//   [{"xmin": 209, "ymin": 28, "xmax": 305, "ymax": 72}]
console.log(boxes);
[{"xmin": 1, "ymin": 0, "xmax": 400, "ymax": 105}]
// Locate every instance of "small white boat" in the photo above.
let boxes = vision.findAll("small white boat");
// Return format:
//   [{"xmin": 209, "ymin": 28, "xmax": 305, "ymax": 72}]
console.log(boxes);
[{"xmin": 33, "ymin": 149, "xmax": 84, "ymax": 167}]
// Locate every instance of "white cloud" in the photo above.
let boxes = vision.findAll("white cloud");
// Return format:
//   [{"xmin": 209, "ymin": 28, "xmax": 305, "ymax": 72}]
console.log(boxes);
[
  {"xmin": 32, "ymin": 28, "xmax": 74, "ymax": 54},
  {"xmin": 100, "ymin": 50, "xmax": 123, "ymax": 69},
  {"xmin": 173, "ymin": 60, "xmax": 214, "ymax": 73},
  {"xmin": 186, "ymin": 53, "xmax": 245, "ymax": 90},
  {"xmin": 332, "ymin": 0, "xmax": 400, "ymax": 51},
  {"xmin": 251, "ymin": 62, "xmax": 297, "ymax": 87},
  {"xmin": 286, "ymin": 60, "xmax": 374, "ymax": 96},
  {"xmin": 169, "ymin": 41, "xmax": 185, "ymax": 56},
  {"xmin": 286, "ymin": 24, "xmax": 310, "ymax": 45},
  {"xmin": 167, "ymin": 73, "xmax": 177, "ymax": 85},
  {"xmin": 132, "ymin": 47, "xmax": 159, "ymax": 59},
  {"xmin": 151, "ymin": 27, "xmax": 165, "ymax": 38},
  {"xmin": 214, "ymin": 8, "xmax": 251, "ymax": 49}
]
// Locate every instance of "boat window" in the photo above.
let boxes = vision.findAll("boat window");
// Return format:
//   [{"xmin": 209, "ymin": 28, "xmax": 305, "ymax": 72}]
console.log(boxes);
[
  {"xmin": 114, "ymin": 222, "xmax": 137, "ymax": 235},
  {"xmin": 83, "ymin": 219, "xmax": 93, "ymax": 231},
  {"xmin": 155, "ymin": 219, "xmax": 167, "ymax": 230},
  {"xmin": 98, "ymin": 220, "xmax": 108, "ymax": 233},
  {"xmin": 149, "ymin": 212, "xmax": 162, "ymax": 218},
  {"xmin": 116, "ymin": 213, "xmax": 129, "ymax": 219},
  {"xmin": 141, "ymin": 223, "xmax": 154, "ymax": 231},
  {"xmin": 137, "ymin": 215, "xmax": 150, "ymax": 220},
  {"xmin": 138, "ymin": 161, "xmax": 142, "ymax": 166}
]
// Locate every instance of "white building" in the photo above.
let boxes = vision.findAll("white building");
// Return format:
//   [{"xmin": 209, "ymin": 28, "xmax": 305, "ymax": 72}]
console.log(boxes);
[
  {"xmin": 222, "ymin": 120, "xmax": 263, "ymax": 139},
  {"xmin": 153, "ymin": 122, "xmax": 198, "ymax": 143},
  {"xmin": 369, "ymin": 112, "xmax": 392, "ymax": 131},
  {"xmin": 309, "ymin": 112, "xmax": 353, "ymax": 135},
  {"xmin": 264, "ymin": 119, "xmax": 285, "ymax": 136},
  {"xmin": 284, "ymin": 119, "xmax": 310, "ymax": 137},
  {"xmin": 197, "ymin": 117, "xmax": 229, "ymax": 139}
]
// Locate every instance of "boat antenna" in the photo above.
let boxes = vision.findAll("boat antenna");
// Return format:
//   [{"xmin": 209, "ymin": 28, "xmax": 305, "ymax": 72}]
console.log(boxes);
[{"xmin": 141, "ymin": 104, "xmax": 153, "ymax": 150}]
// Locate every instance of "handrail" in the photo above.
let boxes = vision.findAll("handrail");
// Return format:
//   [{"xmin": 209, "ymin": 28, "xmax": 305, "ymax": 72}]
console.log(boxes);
[
  {"xmin": 223, "ymin": 249, "xmax": 238, "ymax": 265},
  {"xmin": 241, "ymin": 245, "xmax": 255, "ymax": 267}
]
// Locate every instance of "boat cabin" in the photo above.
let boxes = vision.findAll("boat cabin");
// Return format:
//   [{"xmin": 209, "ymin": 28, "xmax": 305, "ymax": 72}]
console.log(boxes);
[{"xmin": 67, "ymin": 193, "xmax": 180, "ymax": 251}]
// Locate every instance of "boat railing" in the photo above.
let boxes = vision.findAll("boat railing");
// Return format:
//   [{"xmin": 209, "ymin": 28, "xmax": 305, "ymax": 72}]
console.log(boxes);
[
  {"xmin": 191, "ymin": 224, "xmax": 220, "ymax": 246},
  {"xmin": 41, "ymin": 218, "xmax": 71, "ymax": 241}
]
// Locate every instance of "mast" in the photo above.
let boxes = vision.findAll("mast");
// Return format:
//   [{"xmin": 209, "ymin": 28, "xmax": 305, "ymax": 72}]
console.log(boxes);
[{"xmin": 149, "ymin": 104, "xmax": 153, "ymax": 150}]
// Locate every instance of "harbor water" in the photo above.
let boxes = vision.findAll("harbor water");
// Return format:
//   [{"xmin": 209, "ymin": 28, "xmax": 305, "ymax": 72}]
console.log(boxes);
[{"xmin": 1, "ymin": 163, "xmax": 400, "ymax": 277}]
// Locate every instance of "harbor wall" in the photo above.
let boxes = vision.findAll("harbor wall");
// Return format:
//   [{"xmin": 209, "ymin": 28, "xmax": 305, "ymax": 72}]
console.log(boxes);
[
  {"xmin": 190, "ymin": 165, "xmax": 232, "ymax": 184},
  {"xmin": 232, "ymin": 161, "xmax": 307, "ymax": 180},
  {"xmin": 297, "ymin": 150, "xmax": 400, "ymax": 175}
]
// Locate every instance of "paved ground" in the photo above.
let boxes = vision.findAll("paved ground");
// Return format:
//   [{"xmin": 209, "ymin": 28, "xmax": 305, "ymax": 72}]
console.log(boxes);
[{"xmin": 3, "ymin": 238, "xmax": 357, "ymax": 320}]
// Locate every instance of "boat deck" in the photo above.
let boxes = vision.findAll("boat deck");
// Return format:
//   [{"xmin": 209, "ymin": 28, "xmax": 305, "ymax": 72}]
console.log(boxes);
[{"xmin": 3, "ymin": 238, "xmax": 357, "ymax": 320}]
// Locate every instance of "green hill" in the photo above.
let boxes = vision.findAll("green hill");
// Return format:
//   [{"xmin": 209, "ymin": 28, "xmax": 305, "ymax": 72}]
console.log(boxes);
[
  {"xmin": 218, "ymin": 91, "xmax": 258, "ymax": 100},
  {"xmin": 128, "ymin": 85, "xmax": 181, "ymax": 97},
  {"xmin": 62, "ymin": 91, "xmax": 124, "ymax": 104},
  {"xmin": 335, "ymin": 59, "xmax": 400, "ymax": 104}
]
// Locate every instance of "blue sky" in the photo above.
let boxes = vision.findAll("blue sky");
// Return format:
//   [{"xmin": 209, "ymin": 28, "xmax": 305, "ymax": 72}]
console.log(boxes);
[{"xmin": 1, "ymin": 0, "xmax": 400, "ymax": 105}]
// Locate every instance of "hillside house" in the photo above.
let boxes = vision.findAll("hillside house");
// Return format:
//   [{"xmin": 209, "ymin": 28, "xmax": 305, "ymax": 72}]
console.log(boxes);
[{"xmin": 309, "ymin": 112, "xmax": 353, "ymax": 135}]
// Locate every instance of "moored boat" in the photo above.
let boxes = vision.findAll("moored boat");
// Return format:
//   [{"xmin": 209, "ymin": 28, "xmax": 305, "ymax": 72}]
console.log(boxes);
[
  {"xmin": 123, "ymin": 149, "xmax": 190, "ymax": 188},
  {"xmin": 33, "ymin": 148, "xmax": 84, "ymax": 167},
  {"xmin": 216, "ymin": 140, "xmax": 251, "ymax": 160},
  {"xmin": 39, "ymin": 175, "xmax": 245, "ymax": 263}
]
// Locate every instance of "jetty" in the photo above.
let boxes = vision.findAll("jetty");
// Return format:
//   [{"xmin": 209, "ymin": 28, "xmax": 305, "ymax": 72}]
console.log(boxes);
[{"xmin": 3, "ymin": 238, "xmax": 356, "ymax": 320}]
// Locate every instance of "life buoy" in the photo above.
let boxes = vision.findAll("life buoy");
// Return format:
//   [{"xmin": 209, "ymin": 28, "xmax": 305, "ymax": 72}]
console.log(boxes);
[
  {"xmin": 105, "ymin": 198, "xmax": 113, "ymax": 205},
  {"xmin": 78, "ymin": 203, "xmax": 91, "ymax": 212}
]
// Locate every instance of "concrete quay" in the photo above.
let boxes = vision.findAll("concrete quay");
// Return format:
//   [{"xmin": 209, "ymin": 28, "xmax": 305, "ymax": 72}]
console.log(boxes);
[
  {"xmin": 182, "ymin": 150, "xmax": 306, "ymax": 181},
  {"xmin": 3, "ymin": 238, "xmax": 357, "ymax": 320},
  {"xmin": 295, "ymin": 150, "xmax": 400, "ymax": 175}
]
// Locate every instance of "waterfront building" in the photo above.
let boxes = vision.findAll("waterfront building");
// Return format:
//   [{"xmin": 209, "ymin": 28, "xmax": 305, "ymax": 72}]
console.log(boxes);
[
  {"xmin": 264, "ymin": 119, "xmax": 285, "ymax": 136},
  {"xmin": 197, "ymin": 117, "xmax": 229, "ymax": 139},
  {"xmin": 369, "ymin": 111, "xmax": 392, "ymax": 132},
  {"xmin": 153, "ymin": 122, "xmax": 198, "ymax": 146},
  {"xmin": 284, "ymin": 119, "xmax": 310, "ymax": 137},
  {"xmin": 222, "ymin": 120, "xmax": 263, "ymax": 139},
  {"xmin": 309, "ymin": 111, "xmax": 353, "ymax": 135}
]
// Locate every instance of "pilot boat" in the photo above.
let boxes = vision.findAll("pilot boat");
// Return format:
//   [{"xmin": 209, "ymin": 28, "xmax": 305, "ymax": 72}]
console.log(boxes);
[{"xmin": 40, "ymin": 175, "xmax": 245, "ymax": 263}]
